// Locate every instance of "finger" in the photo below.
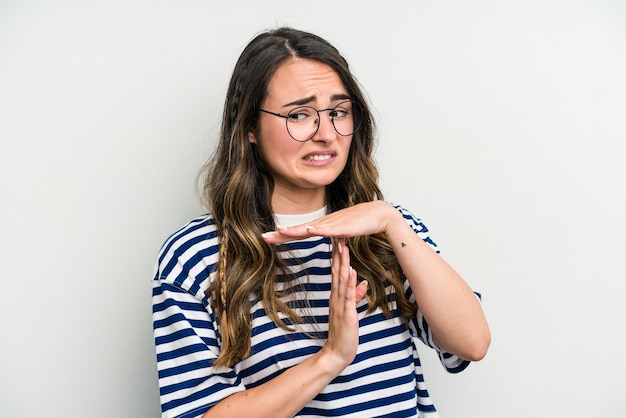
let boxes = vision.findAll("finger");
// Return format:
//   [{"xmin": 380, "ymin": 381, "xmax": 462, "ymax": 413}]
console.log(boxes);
[
  {"xmin": 355, "ymin": 280, "xmax": 368, "ymax": 303},
  {"xmin": 330, "ymin": 238, "xmax": 341, "ymax": 298},
  {"xmin": 261, "ymin": 225, "xmax": 317, "ymax": 244},
  {"xmin": 335, "ymin": 238, "xmax": 349, "ymax": 301},
  {"xmin": 303, "ymin": 224, "xmax": 329, "ymax": 237},
  {"xmin": 343, "ymin": 266, "xmax": 356, "ymax": 307},
  {"xmin": 261, "ymin": 230, "xmax": 310, "ymax": 245},
  {"xmin": 277, "ymin": 225, "xmax": 313, "ymax": 237},
  {"xmin": 305, "ymin": 224, "xmax": 351, "ymax": 240},
  {"xmin": 261, "ymin": 231, "xmax": 294, "ymax": 244}
]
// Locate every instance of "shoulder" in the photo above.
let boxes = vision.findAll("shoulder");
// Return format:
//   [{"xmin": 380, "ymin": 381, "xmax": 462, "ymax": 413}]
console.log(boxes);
[
  {"xmin": 388, "ymin": 202, "xmax": 439, "ymax": 253},
  {"xmin": 153, "ymin": 213, "xmax": 220, "ymax": 299}
]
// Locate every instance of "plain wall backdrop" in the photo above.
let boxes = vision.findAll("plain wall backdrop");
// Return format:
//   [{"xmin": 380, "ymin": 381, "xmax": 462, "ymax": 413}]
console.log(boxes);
[{"xmin": 1, "ymin": 1, "xmax": 625, "ymax": 417}]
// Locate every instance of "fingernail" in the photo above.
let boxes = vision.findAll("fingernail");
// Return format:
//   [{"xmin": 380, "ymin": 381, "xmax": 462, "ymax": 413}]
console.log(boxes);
[
  {"xmin": 337, "ymin": 240, "xmax": 343, "ymax": 254},
  {"xmin": 261, "ymin": 232, "xmax": 274, "ymax": 238}
]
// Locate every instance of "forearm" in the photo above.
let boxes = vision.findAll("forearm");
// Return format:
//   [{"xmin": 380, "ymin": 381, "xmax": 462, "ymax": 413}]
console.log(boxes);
[
  {"xmin": 383, "ymin": 205, "xmax": 490, "ymax": 361},
  {"xmin": 203, "ymin": 334, "xmax": 346, "ymax": 417}
]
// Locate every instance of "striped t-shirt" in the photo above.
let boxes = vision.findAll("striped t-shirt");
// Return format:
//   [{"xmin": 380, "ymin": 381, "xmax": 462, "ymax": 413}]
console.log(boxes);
[{"xmin": 152, "ymin": 204, "xmax": 471, "ymax": 417}]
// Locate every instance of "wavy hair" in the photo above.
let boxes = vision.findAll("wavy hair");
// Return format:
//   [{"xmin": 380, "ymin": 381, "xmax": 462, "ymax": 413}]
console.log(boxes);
[{"xmin": 199, "ymin": 27, "xmax": 417, "ymax": 368}]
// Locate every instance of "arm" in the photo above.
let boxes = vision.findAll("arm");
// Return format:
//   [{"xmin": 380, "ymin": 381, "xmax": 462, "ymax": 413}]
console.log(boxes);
[
  {"xmin": 262, "ymin": 201, "xmax": 491, "ymax": 362},
  {"xmin": 204, "ymin": 346, "xmax": 341, "ymax": 418},
  {"xmin": 204, "ymin": 239, "xmax": 368, "ymax": 418},
  {"xmin": 383, "ymin": 205, "xmax": 490, "ymax": 361}
]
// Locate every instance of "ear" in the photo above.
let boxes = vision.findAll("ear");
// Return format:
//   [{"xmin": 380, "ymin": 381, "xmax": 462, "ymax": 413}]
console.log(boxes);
[{"xmin": 248, "ymin": 131, "xmax": 257, "ymax": 144}]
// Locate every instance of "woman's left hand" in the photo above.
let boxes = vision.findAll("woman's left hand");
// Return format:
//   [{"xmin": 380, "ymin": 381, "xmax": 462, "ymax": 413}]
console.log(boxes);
[
  {"xmin": 262, "ymin": 199, "xmax": 491, "ymax": 361},
  {"xmin": 261, "ymin": 201, "xmax": 398, "ymax": 244}
]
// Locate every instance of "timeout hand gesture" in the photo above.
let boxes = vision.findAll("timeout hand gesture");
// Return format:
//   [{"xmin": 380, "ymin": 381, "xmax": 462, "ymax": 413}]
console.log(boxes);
[{"xmin": 261, "ymin": 203, "xmax": 392, "ymax": 371}]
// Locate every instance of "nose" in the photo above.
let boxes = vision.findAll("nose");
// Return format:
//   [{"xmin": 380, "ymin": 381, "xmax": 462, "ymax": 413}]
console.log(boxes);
[{"xmin": 310, "ymin": 111, "xmax": 337, "ymax": 142}]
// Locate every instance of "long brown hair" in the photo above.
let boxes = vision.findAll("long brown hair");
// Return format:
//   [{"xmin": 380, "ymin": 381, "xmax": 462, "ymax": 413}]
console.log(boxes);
[{"xmin": 199, "ymin": 27, "xmax": 416, "ymax": 368}]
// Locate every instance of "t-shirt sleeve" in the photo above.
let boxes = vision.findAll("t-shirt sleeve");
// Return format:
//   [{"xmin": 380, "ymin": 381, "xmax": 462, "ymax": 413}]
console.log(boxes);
[
  {"xmin": 152, "ymin": 217, "xmax": 245, "ymax": 417},
  {"xmin": 392, "ymin": 203, "xmax": 475, "ymax": 374},
  {"xmin": 153, "ymin": 280, "xmax": 245, "ymax": 417}
]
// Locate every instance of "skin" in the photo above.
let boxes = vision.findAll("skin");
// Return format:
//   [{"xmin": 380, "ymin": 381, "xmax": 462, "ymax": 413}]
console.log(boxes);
[
  {"xmin": 249, "ymin": 58, "xmax": 353, "ymax": 214},
  {"xmin": 264, "ymin": 201, "xmax": 491, "ymax": 360},
  {"xmin": 204, "ymin": 58, "xmax": 491, "ymax": 418}
]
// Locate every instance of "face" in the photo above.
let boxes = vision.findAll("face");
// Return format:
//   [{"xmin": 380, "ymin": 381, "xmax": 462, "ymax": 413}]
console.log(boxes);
[{"xmin": 249, "ymin": 58, "xmax": 353, "ymax": 213}]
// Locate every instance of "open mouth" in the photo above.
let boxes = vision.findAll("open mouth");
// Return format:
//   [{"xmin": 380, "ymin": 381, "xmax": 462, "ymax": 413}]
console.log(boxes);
[{"xmin": 303, "ymin": 153, "xmax": 334, "ymax": 162}]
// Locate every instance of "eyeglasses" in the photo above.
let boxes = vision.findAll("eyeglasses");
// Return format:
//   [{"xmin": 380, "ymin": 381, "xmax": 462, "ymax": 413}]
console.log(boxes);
[{"xmin": 259, "ymin": 100, "xmax": 363, "ymax": 142}]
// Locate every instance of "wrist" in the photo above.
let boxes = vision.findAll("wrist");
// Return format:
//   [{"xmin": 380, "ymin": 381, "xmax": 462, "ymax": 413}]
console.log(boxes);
[
  {"xmin": 314, "ymin": 346, "xmax": 349, "ymax": 379},
  {"xmin": 381, "ymin": 203, "xmax": 404, "ymax": 236}
]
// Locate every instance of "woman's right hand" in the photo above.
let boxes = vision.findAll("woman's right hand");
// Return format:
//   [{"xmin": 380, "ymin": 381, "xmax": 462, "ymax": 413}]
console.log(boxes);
[
  {"xmin": 319, "ymin": 238, "xmax": 369, "ymax": 372},
  {"xmin": 204, "ymin": 238, "xmax": 370, "ymax": 418},
  {"xmin": 204, "ymin": 238, "xmax": 369, "ymax": 418}
]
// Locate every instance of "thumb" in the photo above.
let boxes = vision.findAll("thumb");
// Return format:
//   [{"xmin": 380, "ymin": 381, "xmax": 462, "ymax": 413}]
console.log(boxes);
[{"xmin": 355, "ymin": 280, "xmax": 368, "ymax": 303}]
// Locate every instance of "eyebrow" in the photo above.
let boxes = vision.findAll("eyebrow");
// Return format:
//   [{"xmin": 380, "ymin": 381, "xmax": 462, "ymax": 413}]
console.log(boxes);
[{"xmin": 282, "ymin": 93, "xmax": 351, "ymax": 108}]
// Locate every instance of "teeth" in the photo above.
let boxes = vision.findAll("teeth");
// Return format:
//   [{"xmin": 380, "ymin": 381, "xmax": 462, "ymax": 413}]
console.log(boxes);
[{"xmin": 305, "ymin": 154, "xmax": 332, "ymax": 161}]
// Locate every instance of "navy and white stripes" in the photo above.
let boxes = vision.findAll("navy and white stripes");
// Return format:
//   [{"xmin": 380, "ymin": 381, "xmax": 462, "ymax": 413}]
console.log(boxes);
[{"xmin": 152, "ymin": 204, "xmax": 471, "ymax": 417}]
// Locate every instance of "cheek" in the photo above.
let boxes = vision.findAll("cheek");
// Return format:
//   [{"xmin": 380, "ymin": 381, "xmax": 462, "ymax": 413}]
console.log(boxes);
[{"xmin": 255, "ymin": 132, "xmax": 303, "ymax": 169}]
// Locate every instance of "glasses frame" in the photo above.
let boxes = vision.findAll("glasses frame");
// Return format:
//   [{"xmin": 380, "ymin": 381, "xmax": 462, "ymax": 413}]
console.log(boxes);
[{"xmin": 259, "ymin": 99, "xmax": 363, "ymax": 142}]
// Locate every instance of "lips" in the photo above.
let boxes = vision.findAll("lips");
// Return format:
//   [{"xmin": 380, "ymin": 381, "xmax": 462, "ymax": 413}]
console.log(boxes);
[
  {"xmin": 303, "ymin": 151, "xmax": 335, "ymax": 162},
  {"xmin": 304, "ymin": 154, "xmax": 332, "ymax": 162}
]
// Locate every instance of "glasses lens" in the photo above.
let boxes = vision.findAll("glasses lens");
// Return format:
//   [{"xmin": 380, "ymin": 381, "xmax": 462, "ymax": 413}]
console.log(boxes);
[
  {"xmin": 286, "ymin": 106, "xmax": 318, "ymax": 142},
  {"xmin": 332, "ymin": 101, "xmax": 363, "ymax": 137}
]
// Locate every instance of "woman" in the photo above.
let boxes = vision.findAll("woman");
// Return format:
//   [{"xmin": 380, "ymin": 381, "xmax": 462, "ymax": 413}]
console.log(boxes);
[{"xmin": 152, "ymin": 27, "xmax": 490, "ymax": 418}]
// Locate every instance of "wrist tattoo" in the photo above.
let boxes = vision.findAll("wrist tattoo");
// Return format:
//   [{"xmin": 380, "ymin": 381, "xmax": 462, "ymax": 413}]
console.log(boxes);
[{"xmin": 401, "ymin": 242, "xmax": 407, "ymax": 248}]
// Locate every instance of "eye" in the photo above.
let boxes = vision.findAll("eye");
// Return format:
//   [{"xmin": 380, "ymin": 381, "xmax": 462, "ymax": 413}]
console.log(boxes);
[
  {"xmin": 287, "ymin": 107, "xmax": 315, "ymax": 122},
  {"xmin": 330, "ymin": 101, "xmax": 352, "ymax": 119},
  {"xmin": 330, "ymin": 108, "xmax": 349, "ymax": 118}
]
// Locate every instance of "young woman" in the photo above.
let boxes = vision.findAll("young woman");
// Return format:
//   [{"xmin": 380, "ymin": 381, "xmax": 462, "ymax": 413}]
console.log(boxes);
[{"xmin": 152, "ymin": 27, "xmax": 490, "ymax": 418}]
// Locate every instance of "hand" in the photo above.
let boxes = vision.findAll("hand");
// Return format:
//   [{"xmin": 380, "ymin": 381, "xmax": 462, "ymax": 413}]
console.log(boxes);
[
  {"xmin": 262, "ymin": 201, "xmax": 398, "ymax": 244},
  {"xmin": 320, "ymin": 238, "xmax": 369, "ymax": 371}
]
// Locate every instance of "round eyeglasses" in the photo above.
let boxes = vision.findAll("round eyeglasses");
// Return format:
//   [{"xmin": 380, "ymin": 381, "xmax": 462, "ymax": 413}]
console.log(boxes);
[{"xmin": 259, "ymin": 100, "xmax": 364, "ymax": 142}]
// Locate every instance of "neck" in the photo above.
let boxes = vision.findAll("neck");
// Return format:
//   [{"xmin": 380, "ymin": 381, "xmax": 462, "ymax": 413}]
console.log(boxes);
[{"xmin": 271, "ymin": 186, "xmax": 326, "ymax": 214}]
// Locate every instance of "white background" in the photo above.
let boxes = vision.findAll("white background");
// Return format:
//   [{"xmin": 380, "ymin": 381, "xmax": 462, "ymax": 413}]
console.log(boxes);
[{"xmin": 1, "ymin": 1, "xmax": 625, "ymax": 417}]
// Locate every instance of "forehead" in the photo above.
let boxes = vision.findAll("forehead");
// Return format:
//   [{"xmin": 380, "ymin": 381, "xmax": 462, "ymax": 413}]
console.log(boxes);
[{"xmin": 265, "ymin": 58, "xmax": 347, "ymax": 105}]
